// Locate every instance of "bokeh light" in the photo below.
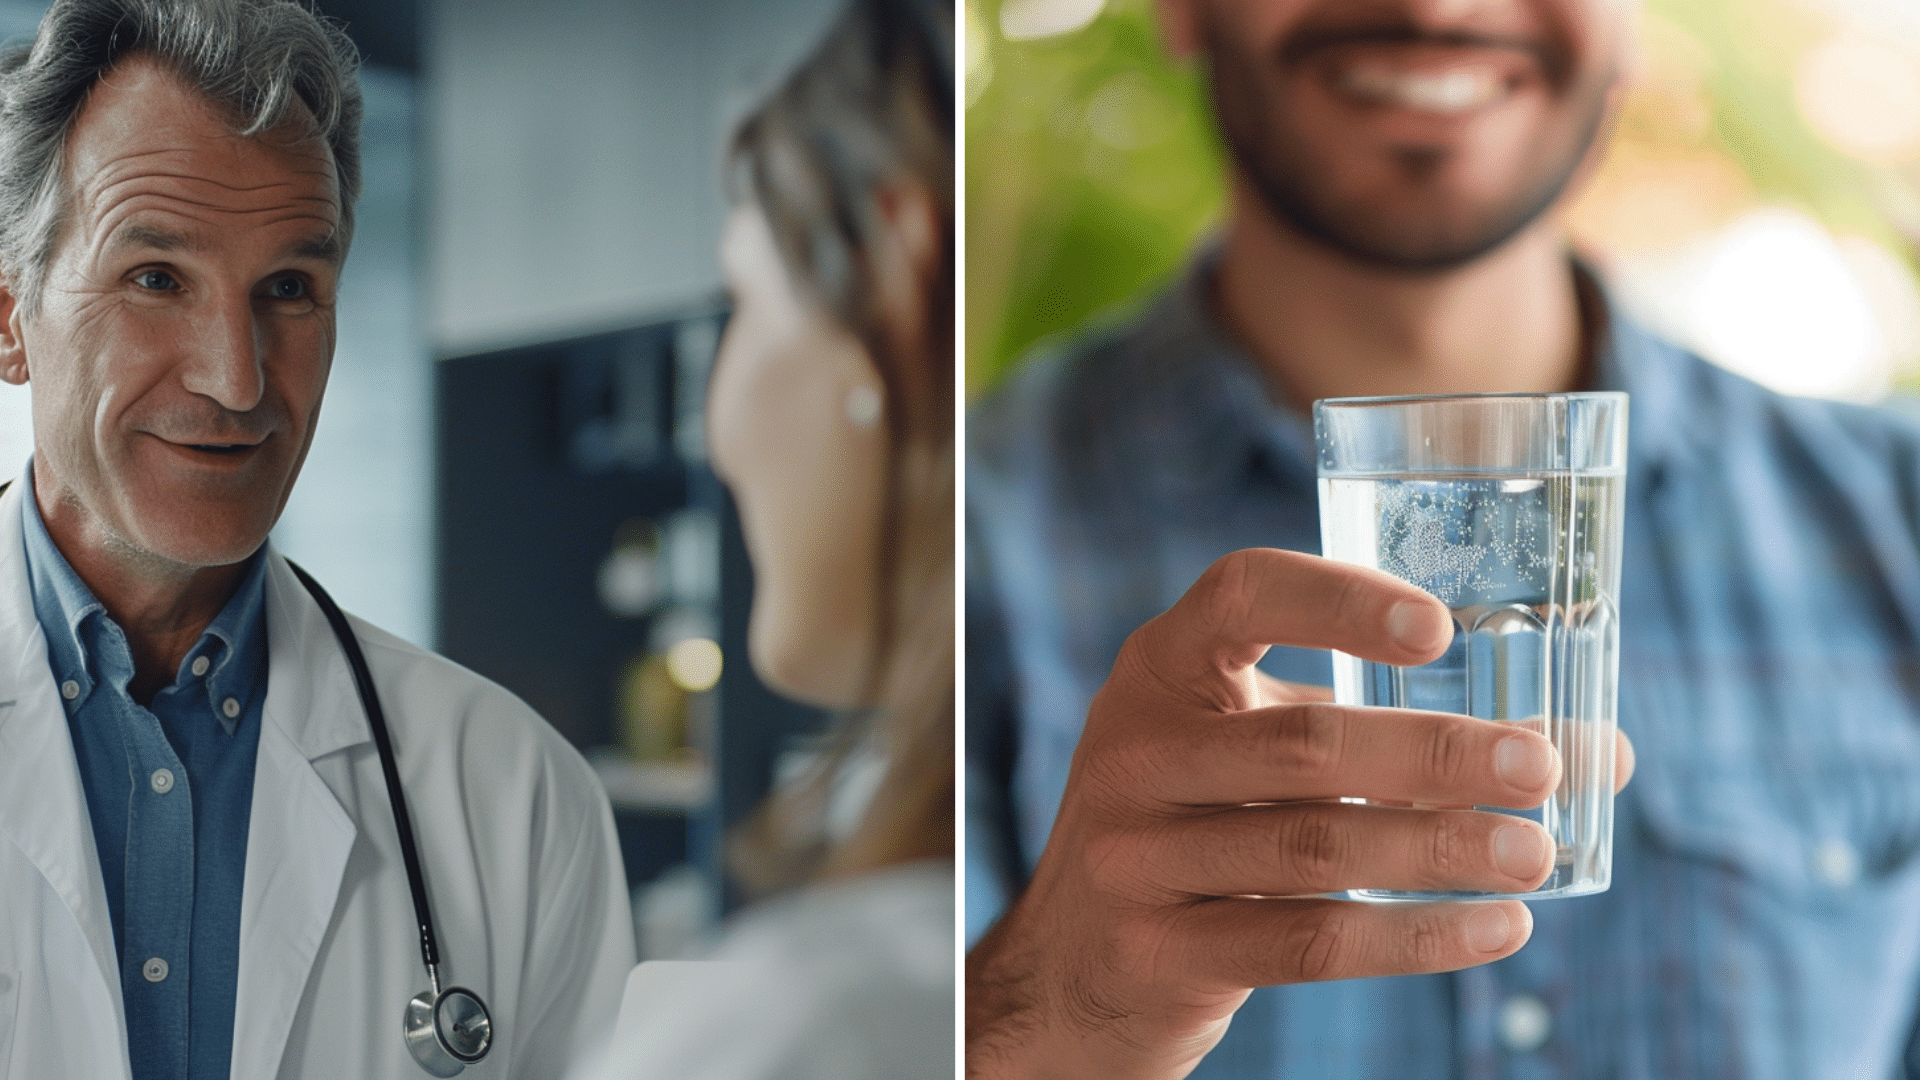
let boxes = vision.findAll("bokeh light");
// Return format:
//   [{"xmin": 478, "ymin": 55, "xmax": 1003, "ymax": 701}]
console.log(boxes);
[
  {"xmin": 665, "ymin": 636, "xmax": 723, "ymax": 693},
  {"xmin": 999, "ymin": 0, "xmax": 1105, "ymax": 41},
  {"xmin": 1795, "ymin": 30, "xmax": 1920, "ymax": 163}
]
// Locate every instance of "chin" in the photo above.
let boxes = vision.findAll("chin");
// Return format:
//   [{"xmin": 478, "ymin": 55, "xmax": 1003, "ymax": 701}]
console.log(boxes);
[
  {"xmin": 119, "ymin": 502, "xmax": 275, "ymax": 570},
  {"xmin": 746, "ymin": 608, "xmax": 867, "ymax": 710}
]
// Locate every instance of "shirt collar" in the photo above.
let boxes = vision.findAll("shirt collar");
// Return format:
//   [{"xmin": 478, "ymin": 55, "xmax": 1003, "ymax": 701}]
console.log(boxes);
[
  {"xmin": 1118, "ymin": 246, "xmax": 1693, "ymax": 498},
  {"xmin": 18, "ymin": 463, "xmax": 269, "ymax": 734}
]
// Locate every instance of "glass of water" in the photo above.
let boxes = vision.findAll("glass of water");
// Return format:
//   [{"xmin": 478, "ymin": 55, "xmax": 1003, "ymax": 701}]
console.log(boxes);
[{"xmin": 1314, "ymin": 392, "xmax": 1628, "ymax": 901}]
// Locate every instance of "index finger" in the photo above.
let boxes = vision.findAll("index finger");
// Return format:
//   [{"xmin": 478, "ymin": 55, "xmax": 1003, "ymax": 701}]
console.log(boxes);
[{"xmin": 1120, "ymin": 549, "xmax": 1451, "ymax": 707}]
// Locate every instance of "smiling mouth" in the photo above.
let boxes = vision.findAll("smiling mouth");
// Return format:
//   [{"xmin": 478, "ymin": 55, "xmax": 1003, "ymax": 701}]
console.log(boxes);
[
  {"xmin": 1337, "ymin": 63, "xmax": 1520, "ymax": 114},
  {"xmin": 177, "ymin": 440, "xmax": 263, "ymax": 455}
]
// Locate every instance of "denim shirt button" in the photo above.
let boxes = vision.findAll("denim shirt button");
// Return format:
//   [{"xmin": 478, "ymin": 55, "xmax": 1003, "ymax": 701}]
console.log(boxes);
[
  {"xmin": 1813, "ymin": 839, "xmax": 1859, "ymax": 888},
  {"xmin": 1499, "ymin": 994, "xmax": 1552, "ymax": 1054},
  {"xmin": 191, "ymin": 655, "xmax": 210, "ymax": 677},
  {"xmin": 222, "ymin": 697, "xmax": 240, "ymax": 719},
  {"xmin": 150, "ymin": 768, "xmax": 175, "ymax": 795},
  {"xmin": 141, "ymin": 957, "xmax": 169, "ymax": 984},
  {"xmin": 60, "ymin": 680, "xmax": 79, "ymax": 701}
]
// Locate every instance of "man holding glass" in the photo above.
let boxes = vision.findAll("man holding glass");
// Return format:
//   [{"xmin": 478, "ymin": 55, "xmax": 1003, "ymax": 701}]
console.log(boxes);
[{"xmin": 966, "ymin": 0, "xmax": 1920, "ymax": 1077}]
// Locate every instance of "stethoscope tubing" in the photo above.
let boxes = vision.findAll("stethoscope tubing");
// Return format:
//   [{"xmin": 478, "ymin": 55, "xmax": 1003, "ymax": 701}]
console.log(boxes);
[
  {"xmin": 290, "ymin": 562, "xmax": 492, "ymax": 1074},
  {"xmin": 289, "ymin": 560, "xmax": 448, "ymax": 985}
]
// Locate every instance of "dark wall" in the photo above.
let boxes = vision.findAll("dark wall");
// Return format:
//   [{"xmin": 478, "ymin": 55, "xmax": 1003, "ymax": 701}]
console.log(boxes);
[
  {"xmin": 436, "ymin": 325, "xmax": 686, "ymax": 746},
  {"xmin": 318, "ymin": 0, "xmax": 418, "ymax": 72}
]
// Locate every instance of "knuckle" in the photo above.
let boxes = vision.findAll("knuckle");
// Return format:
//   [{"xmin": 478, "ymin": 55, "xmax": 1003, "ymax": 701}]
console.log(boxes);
[
  {"xmin": 1403, "ymin": 910, "xmax": 1454, "ymax": 971},
  {"xmin": 1421, "ymin": 717, "xmax": 1476, "ymax": 788},
  {"xmin": 1272, "ymin": 703, "xmax": 1345, "ymax": 780},
  {"xmin": 1190, "ymin": 551, "xmax": 1254, "ymax": 635},
  {"xmin": 1282, "ymin": 907, "xmax": 1351, "ymax": 983},
  {"xmin": 1327, "ymin": 570, "xmax": 1375, "ymax": 637},
  {"xmin": 1421, "ymin": 813, "xmax": 1470, "ymax": 887},
  {"xmin": 1276, "ymin": 809, "xmax": 1347, "ymax": 890}
]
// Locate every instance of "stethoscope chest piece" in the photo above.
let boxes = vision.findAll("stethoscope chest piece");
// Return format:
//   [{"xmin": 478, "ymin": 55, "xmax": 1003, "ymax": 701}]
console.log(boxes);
[
  {"xmin": 405, "ymin": 986, "xmax": 492, "ymax": 1077},
  {"xmin": 290, "ymin": 563, "xmax": 497, "ymax": 1078}
]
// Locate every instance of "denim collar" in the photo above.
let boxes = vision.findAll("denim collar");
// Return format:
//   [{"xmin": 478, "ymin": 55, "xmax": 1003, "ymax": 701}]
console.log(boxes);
[
  {"xmin": 18, "ymin": 463, "xmax": 268, "ymax": 734},
  {"xmin": 1115, "ymin": 246, "xmax": 1692, "ymax": 501}
]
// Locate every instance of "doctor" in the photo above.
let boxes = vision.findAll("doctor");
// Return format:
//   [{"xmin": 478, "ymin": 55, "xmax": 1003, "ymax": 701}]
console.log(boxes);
[{"xmin": 0, "ymin": 2, "xmax": 635, "ymax": 1078}]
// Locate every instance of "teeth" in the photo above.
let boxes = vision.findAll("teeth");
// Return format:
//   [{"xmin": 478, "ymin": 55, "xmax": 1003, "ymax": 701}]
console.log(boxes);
[{"xmin": 1340, "ymin": 65, "xmax": 1506, "ymax": 113}]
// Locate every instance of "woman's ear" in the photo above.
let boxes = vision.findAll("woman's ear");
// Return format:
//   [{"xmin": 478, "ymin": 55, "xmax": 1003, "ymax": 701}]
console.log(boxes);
[{"xmin": 0, "ymin": 277, "xmax": 26, "ymax": 387}]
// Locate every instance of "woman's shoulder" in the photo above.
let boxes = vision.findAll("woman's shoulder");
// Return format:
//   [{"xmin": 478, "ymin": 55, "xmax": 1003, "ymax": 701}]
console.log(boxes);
[
  {"xmin": 717, "ymin": 860, "xmax": 953, "ymax": 976},
  {"xmin": 579, "ymin": 863, "xmax": 953, "ymax": 1080}
]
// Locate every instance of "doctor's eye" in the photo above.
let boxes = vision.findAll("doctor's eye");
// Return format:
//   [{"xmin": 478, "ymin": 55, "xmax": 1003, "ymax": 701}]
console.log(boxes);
[
  {"xmin": 265, "ymin": 275, "xmax": 309, "ymax": 300},
  {"xmin": 133, "ymin": 269, "xmax": 178, "ymax": 292}
]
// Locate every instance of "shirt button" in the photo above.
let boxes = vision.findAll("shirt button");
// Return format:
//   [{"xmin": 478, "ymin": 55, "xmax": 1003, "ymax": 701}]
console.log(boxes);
[
  {"xmin": 142, "ymin": 957, "xmax": 169, "ymax": 983},
  {"xmin": 60, "ymin": 680, "xmax": 79, "ymax": 701},
  {"xmin": 1813, "ymin": 838, "xmax": 1859, "ymax": 888},
  {"xmin": 150, "ymin": 768, "xmax": 174, "ymax": 795},
  {"xmin": 191, "ymin": 656, "xmax": 210, "ymax": 677},
  {"xmin": 222, "ymin": 697, "xmax": 241, "ymax": 719},
  {"xmin": 1499, "ymin": 993, "xmax": 1552, "ymax": 1054}
]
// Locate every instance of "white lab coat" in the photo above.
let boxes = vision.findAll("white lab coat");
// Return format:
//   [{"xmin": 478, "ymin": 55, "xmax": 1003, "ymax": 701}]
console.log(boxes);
[{"xmin": 0, "ymin": 479, "xmax": 637, "ymax": 1079}]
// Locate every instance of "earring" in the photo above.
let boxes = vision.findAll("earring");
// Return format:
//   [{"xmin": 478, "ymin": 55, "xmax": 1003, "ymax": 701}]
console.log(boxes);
[{"xmin": 845, "ymin": 384, "xmax": 882, "ymax": 429}]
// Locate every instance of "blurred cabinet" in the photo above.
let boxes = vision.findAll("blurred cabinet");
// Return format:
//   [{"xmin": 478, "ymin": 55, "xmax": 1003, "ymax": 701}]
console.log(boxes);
[{"xmin": 435, "ymin": 304, "xmax": 825, "ymax": 910}]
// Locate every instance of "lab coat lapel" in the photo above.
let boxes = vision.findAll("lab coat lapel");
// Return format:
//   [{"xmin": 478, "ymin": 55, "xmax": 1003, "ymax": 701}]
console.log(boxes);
[
  {"xmin": 230, "ymin": 549, "xmax": 366, "ymax": 1080},
  {"xmin": 0, "ymin": 474, "xmax": 127, "ymax": 1038}
]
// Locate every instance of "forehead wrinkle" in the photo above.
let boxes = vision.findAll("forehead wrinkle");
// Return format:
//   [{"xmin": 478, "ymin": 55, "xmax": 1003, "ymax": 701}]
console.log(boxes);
[
  {"xmin": 84, "ymin": 199, "xmax": 342, "ymax": 269},
  {"xmin": 72, "ymin": 139, "xmax": 341, "ymax": 226},
  {"xmin": 79, "ymin": 172, "xmax": 341, "ymax": 246}
]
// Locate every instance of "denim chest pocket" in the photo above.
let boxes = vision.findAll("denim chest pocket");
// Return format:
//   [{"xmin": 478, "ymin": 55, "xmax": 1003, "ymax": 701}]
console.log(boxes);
[{"xmin": 1621, "ymin": 648, "xmax": 1920, "ymax": 899}]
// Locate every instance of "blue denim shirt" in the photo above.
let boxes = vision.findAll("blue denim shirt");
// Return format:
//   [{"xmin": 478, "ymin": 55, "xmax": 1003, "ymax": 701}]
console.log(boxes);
[
  {"xmin": 967, "ymin": 259, "xmax": 1920, "ymax": 1079},
  {"xmin": 19, "ymin": 467, "xmax": 267, "ymax": 1080}
]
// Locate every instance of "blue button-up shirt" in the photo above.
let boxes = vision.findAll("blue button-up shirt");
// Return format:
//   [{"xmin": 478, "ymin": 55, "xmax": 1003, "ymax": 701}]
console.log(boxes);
[
  {"xmin": 20, "ymin": 467, "xmax": 267, "ymax": 1080},
  {"xmin": 968, "ymin": 258, "xmax": 1920, "ymax": 1079}
]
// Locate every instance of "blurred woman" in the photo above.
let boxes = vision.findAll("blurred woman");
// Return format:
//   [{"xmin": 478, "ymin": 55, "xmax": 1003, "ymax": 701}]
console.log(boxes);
[{"xmin": 579, "ymin": 1, "xmax": 953, "ymax": 1077}]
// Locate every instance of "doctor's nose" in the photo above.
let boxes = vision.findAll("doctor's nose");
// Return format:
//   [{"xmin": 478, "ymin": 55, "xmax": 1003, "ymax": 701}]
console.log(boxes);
[{"xmin": 178, "ymin": 296, "xmax": 268, "ymax": 413}]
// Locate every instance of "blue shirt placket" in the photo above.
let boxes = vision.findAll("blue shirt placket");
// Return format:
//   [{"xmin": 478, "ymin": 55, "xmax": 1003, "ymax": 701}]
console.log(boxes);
[{"xmin": 104, "ymin": 630, "xmax": 196, "ymax": 1080}]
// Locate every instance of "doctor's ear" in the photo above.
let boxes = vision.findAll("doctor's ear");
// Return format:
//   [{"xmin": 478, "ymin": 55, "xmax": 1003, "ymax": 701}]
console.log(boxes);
[{"xmin": 0, "ymin": 275, "xmax": 26, "ymax": 387}]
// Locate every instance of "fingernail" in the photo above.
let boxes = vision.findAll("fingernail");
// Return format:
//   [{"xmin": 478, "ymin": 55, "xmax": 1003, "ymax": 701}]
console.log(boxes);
[
  {"xmin": 1495, "ymin": 735, "xmax": 1554, "ymax": 790},
  {"xmin": 1387, "ymin": 600, "xmax": 1442, "ymax": 650},
  {"xmin": 1495, "ymin": 825, "xmax": 1548, "ymax": 879},
  {"xmin": 1466, "ymin": 905, "xmax": 1512, "ymax": 953}
]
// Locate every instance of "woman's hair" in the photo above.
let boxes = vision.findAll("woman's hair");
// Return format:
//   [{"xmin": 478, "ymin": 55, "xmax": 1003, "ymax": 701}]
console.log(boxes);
[{"xmin": 725, "ymin": 0, "xmax": 954, "ymax": 891}]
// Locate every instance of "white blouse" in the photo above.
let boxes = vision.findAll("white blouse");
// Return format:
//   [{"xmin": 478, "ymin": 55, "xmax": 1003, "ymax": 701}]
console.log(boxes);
[{"xmin": 576, "ymin": 861, "xmax": 953, "ymax": 1080}]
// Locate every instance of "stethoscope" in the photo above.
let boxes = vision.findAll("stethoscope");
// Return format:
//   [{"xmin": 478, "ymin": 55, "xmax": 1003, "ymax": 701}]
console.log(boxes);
[{"xmin": 289, "ymin": 562, "xmax": 494, "ymax": 1076}]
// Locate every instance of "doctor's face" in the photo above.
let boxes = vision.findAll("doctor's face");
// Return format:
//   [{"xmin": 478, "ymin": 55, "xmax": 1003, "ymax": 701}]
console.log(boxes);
[
  {"xmin": 0, "ymin": 58, "xmax": 343, "ymax": 571},
  {"xmin": 709, "ymin": 205, "xmax": 888, "ymax": 708},
  {"xmin": 1164, "ymin": 0, "xmax": 1629, "ymax": 269}
]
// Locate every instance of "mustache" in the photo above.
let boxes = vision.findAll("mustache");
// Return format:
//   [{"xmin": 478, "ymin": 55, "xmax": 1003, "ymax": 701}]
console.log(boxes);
[{"xmin": 1276, "ymin": 22, "xmax": 1571, "ymax": 85}]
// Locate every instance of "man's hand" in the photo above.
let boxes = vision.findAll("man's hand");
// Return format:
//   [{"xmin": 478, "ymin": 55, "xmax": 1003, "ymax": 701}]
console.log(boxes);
[{"xmin": 966, "ymin": 548, "xmax": 1635, "ymax": 1080}]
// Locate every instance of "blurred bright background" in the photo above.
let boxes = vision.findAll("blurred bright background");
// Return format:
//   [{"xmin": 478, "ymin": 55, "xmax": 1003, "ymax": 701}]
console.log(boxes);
[{"xmin": 965, "ymin": 0, "xmax": 1920, "ymax": 404}]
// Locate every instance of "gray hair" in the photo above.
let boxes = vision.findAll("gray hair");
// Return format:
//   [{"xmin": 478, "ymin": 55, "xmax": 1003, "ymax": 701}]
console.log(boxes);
[{"xmin": 0, "ymin": 0, "xmax": 362, "ymax": 311}]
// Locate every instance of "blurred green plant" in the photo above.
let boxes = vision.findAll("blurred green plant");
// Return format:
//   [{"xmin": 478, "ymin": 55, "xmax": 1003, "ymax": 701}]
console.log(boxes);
[
  {"xmin": 965, "ymin": 0, "xmax": 1221, "ymax": 396},
  {"xmin": 966, "ymin": 0, "xmax": 1920, "ymax": 395}
]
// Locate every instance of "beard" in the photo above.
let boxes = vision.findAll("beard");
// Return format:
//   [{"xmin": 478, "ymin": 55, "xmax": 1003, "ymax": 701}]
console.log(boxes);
[{"xmin": 1201, "ymin": 11, "xmax": 1615, "ymax": 273}]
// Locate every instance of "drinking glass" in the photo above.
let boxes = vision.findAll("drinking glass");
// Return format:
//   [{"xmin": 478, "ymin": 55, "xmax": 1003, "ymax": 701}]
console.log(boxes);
[{"xmin": 1314, "ymin": 392, "xmax": 1628, "ymax": 900}]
